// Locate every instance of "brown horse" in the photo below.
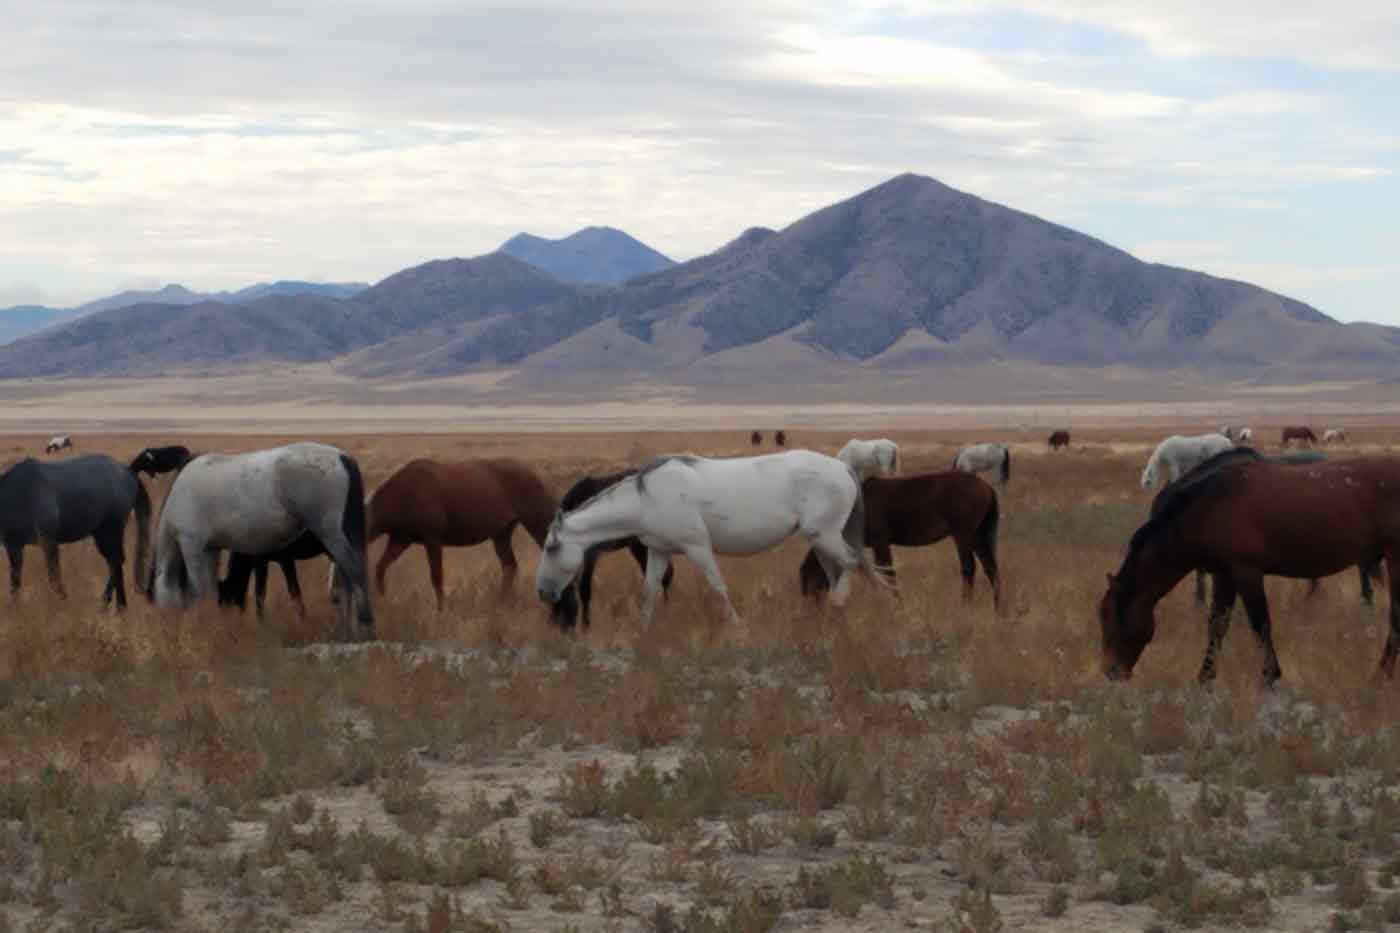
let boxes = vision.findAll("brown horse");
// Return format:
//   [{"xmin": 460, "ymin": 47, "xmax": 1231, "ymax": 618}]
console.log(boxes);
[
  {"xmin": 750, "ymin": 430, "xmax": 763, "ymax": 446},
  {"xmin": 1100, "ymin": 448, "xmax": 1400, "ymax": 684},
  {"xmin": 1281, "ymin": 426, "xmax": 1316, "ymax": 447},
  {"xmin": 800, "ymin": 471, "xmax": 1000, "ymax": 607},
  {"xmin": 366, "ymin": 458, "xmax": 557, "ymax": 610},
  {"xmin": 776, "ymin": 430, "xmax": 787, "ymax": 447},
  {"xmin": 1048, "ymin": 430, "xmax": 1071, "ymax": 450}
]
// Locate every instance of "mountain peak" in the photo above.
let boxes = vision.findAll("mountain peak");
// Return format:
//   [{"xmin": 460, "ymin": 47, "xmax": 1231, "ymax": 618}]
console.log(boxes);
[{"xmin": 497, "ymin": 227, "xmax": 674, "ymax": 285}]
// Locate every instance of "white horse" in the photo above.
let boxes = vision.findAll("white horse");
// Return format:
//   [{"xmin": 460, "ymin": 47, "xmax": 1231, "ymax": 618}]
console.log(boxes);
[
  {"xmin": 535, "ymin": 451, "xmax": 891, "ymax": 626},
  {"xmin": 1217, "ymin": 425, "xmax": 1234, "ymax": 442},
  {"xmin": 1140, "ymin": 433, "xmax": 1234, "ymax": 489},
  {"xmin": 1323, "ymin": 428, "xmax": 1346, "ymax": 444},
  {"xmin": 837, "ymin": 438, "xmax": 900, "ymax": 480},
  {"xmin": 151, "ymin": 442, "xmax": 374, "ymax": 639},
  {"xmin": 45, "ymin": 435, "xmax": 73, "ymax": 454},
  {"xmin": 1237, "ymin": 427, "xmax": 1254, "ymax": 445},
  {"xmin": 952, "ymin": 443, "xmax": 1010, "ymax": 485}
]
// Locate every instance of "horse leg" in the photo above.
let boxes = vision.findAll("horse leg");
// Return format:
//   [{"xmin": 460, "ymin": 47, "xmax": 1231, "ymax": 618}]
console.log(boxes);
[
  {"xmin": 1235, "ymin": 572, "xmax": 1283, "ymax": 685},
  {"xmin": 424, "ymin": 539, "xmax": 446, "ymax": 611},
  {"xmin": 627, "ymin": 538, "xmax": 672, "ymax": 601},
  {"xmin": 280, "ymin": 558, "xmax": 306, "ymax": 618},
  {"xmin": 578, "ymin": 549, "xmax": 601, "ymax": 628},
  {"xmin": 1195, "ymin": 570, "xmax": 1208, "ymax": 605},
  {"xmin": 681, "ymin": 545, "xmax": 740, "ymax": 625},
  {"xmin": 5, "ymin": 539, "xmax": 21, "ymax": 596},
  {"xmin": 254, "ymin": 560, "xmax": 270, "ymax": 616},
  {"xmin": 490, "ymin": 527, "xmax": 518, "ymax": 601},
  {"xmin": 374, "ymin": 536, "xmax": 409, "ymax": 595},
  {"xmin": 799, "ymin": 548, "xmax": 829, "ymax": 598},
  {"xmin": 955, "ymin": 537, "xmax": 976, "ymax": 603},
  {"xmin": 1305, "ymin": 577, "xmax": 1320, "ymax": 600},
  {"xmin": 1360, "ymin": 561, "xmax": 1376, "ymax": 608},
  {"xmin": 1378, "ymin": 553, "xmax": 1400, "ymax": 677},
  {"xmin": 640, "ymin": 549, "xmax": 673, "ymax": 627},
  {"xmin": 1197, "ymin": 572, "xmax": 1237, "ymax": 683},
  {"xmin": 305, "ymin": 522, "xmax": 374, "ymax": 640},
  {"xmin": 972, "ymin": 527, "xmax": 1001, "ymax": 610},
  {"xmin": 94, "ymin": 527, "xmax": 127, "ymax": 611},
  {"xmin": 42, "ymin": 538, "xmax": 65, "ymax": 599}
]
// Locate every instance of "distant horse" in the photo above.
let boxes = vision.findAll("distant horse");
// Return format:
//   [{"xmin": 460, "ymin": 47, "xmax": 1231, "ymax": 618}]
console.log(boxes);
[
  {"xmin": 536, "ymin": 451, "xmax": 893, "ymax": 626},
  {"xmin": 1048, "ymin": 430, "xmax": 1071, "ymax": 450},
  {"xmin": 45, "ymin": 435, "xmax": 73, "ymax": 454},
  {"xmin": 219, "ymin": 532, "xmax": 325, "ymax": 616},
  {"xmin": 1281, "ymin": 426, "xmax": 1316, "ymax": 447},
  {"xmin": 800, "ymin": 471, "xmax": 1000, "ymax": 608},
  {"xmin": 549, "ymin": 470, "xmax": 675, "ymax": 629},
  {"xmin": 0, "ymin": 455, "xmax": 150, "ymax": 608},
  {"xmin": 1237, "ymin": 427, "xmax": 1254, "ymax": 445},
  {"xmin": 151, "ymin": 442, "xmax": 373, "ymax": 639},
  {"xmin": 1217, "ymin": 425, "xmax": 1234, "ymax": 442},
  {"xmin": 130, "ymin": 445, "xmax": 192, "ymax": 476},
  {"xmin": 837, "ymin": 438, "xmax": 900, "ymax": 480},
  {"xmin": 1323, "ymin": 428, "xmax": 1347, "ymax": 445},
  {"xmin": 775, "ymin": 430, "xmax": 787, "ymax": 447},
  {"xmin": 1101, "ymin": 447, "xmax": 1400, "ymax": 684},
  {"xmin": 750, "ymin": 431, "xmax": 763, "ymax": 446},
  {"xmin": 1139, "ymin": 433, "xmax": 1233, "ymax": 489},
  {"xmin": 952, "ymin": 443, "xmax": 1010, "ymax": 486},
  {"xmin": 358, "ymin": 458, "xmax": 557, "ymax": 611}
]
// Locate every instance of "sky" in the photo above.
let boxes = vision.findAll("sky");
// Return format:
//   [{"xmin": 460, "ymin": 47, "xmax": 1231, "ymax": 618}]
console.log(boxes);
[{"xmin": 1, "ymin": 1, "xmax": 1397, "ymax": 325}]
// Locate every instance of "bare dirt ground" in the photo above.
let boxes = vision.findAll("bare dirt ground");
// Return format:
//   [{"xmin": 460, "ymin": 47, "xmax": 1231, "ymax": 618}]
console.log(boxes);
[{"xmin": 4, "ymin": 426, "xmax": 1400, "ymax": 932}]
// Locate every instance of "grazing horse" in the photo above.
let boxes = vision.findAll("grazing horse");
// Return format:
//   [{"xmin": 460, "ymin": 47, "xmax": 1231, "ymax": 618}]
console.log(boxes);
[
  {"xmin": 750, "ymin": 431, "xmax": 762, "ymax": 446},
  {"xmin": 800, "ymin": 471, "xmax": 1000, "ymax": 608},
  {"xmin": 219, "ymin": 532, "xmax": 325, "ymax": 616},
  {"xmin": 536, "ymin": 451, "xmax": 892, "ymax": 626},
  {"xmin": 1048, "ymin": 430, "xmax": 1071, "ymax": 450},
  {"xmin": 45, "ymin": 435, "xmax": 73, "ymax": 454},
  {"xmin": 1139, "ymin": 434, "xmax": 1233, "ymax": 490},
  {"xmin": 1323, "ymin": 428, "xmax": 1347, "ymax": 445},
  {"xmin": 1217, "ymin": 425, "xmax": 1235, "ymax": 442},
  {"xmin": 952, "ymin": 443, "xmax": 1011, "ymax": 486},
  {"xmin": 360, "ymin": 458, "xmax": 557, "ymax": 611},
  {"xmin": 0, "ymin": 455, "xmax": 150, "ymax": 608},
  {"xmin": 837, "ymin": 438, "xmax": 900, "ymax": 480},
  {"xmin": 1100, "ymin": 447, "xmax": 1400, "ymax": 684},
  {"xmin": 775, "ymin": 430, "xmax": 787, "ymax": 447},
  {"xmin": 151, "ymin": 442, "xmax": 373, "ymax": 639},
  {"xmin": 1237, "ymin": 427, "xmax": 1254, "ymax": 445},
  {"xmin": 549, "ymin": 470, "xmax": 675, "ymax": 629},
  {"xmin": 1281, "ymin": 426, "xmax": 1316, "ymax": 447},
  {"xmin": 130, "ymin": 445, "xmax": 192, "ymax": 476}
]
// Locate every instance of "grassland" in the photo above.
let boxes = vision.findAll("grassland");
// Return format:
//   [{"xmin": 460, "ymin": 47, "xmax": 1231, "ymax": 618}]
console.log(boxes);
[{"xmin": 2, "ymin": 426, "xmax": 1400, "ymax": 932}]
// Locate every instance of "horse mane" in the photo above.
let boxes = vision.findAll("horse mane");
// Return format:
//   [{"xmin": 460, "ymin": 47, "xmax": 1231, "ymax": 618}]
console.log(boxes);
[
  {"xmin": 632, "ymin": 454, "xmax": 700, "ymax": 496},
  {"xmin": 1121, "ymin": 447, "xmax": 1263, "ymax": 618}
]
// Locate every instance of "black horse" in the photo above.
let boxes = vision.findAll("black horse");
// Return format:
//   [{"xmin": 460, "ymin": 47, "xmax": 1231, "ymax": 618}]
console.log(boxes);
[
  {"xmin": 130, "ymin": 445, "xmax": 193, "ymax": 476},
  {"xmin": 550, "ymin": 469, "xmax": 675, "ymax": 629},
  {"xmin": 218, "ymin": 532, "xmax": 327, "ymax": 616},
  {"xmin": 0, "ymin": 455, "xmax": 150, "ymax": 608}
]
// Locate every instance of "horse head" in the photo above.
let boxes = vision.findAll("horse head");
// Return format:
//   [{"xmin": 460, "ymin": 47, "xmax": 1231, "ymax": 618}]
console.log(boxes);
[
  {"xmin": 536, "ymin": 514, "xmax": 584, "ymax": 605},
  {"xmin": 1099, "ymin": 572, "xmax": 1152, "ymax": 680}
]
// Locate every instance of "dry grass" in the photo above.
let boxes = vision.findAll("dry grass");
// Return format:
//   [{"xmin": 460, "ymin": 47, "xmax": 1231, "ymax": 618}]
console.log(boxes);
[{"xmin": 1, "ymin": 425, "xmax": 1399, "ymax": 931}]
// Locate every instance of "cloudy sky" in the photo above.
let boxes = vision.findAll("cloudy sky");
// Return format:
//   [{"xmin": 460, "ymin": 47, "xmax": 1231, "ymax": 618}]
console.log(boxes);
[{"xmin": 2, "ymin": 1, "xmax": 1397, "ymax": 324}]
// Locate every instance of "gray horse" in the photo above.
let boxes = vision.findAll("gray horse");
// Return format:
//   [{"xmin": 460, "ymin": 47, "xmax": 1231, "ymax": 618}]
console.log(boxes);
[
  {"xmin": 0, "ymin": 455, "xmax": 150, "ymax": 608},
  {"xmin": 150, "ymin": 442, "xmax": 374, "ymax": 639}
]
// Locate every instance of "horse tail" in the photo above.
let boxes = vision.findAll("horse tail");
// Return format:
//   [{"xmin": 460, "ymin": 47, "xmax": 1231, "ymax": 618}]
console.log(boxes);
[
  {"xmin": 977, "ymin": 488, "xmax": 1000, "ymax": 564},
  {"xmin": 1000, "ymin": 447, "xmax": 1011, "ymax": 484},
  {"xmin": 891, "ymin": 444, "xmax": 900, "ymax": 475},
  {"xmin": 339, "ymin": 455, "xmax": 368, "ymax": 554},
  {"xmin": 132, "ymin": 475, "xmax": 151, "ymax": 588},
  {"xmin": 841, "ymin": 473, "xmax": 896, "ymax": 589}
]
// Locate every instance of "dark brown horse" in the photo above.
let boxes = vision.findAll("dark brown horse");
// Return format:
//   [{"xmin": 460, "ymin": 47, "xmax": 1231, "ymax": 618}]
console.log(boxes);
[
  {"xmin": 1281, "ymin": 426, "xmax": 1316, "ymax": 447},
  {"xmin": 1101, "ymin": 448, "xmax": 1400, "ymax": 684},
  {"xmin": 1048, "ymin": 430, "xmax": 1071, "ymax": 450},
  {"xmin": 367, "ymin": 458, "xmax": 557, "ymax": 610},
  {"xmin": 800, "ymin": 471, "xmax": 1000, "ymax": 607},
  {"xmin": 549, "ymin": 470, "xmax": 675, "ymax": 629},
  {"xmin": 775, "ymin": 430, "xmax": 787, "ymax": 447},
  {"xmin": 219, "ymin": 532, "xmax": 325, "ymax": 616},
  {"xmin": 750, "ymin": 431, "xmax": 763, "ymax": 446}
]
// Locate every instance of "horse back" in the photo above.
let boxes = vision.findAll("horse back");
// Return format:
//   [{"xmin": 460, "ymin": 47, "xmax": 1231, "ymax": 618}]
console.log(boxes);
[
  {"xmin": 862, "ymin": 471, "xmax": 993, "ymax": 546},
  {"xmin": 371, "ymin": 458, "xmax": 554, "ymax": 546}
]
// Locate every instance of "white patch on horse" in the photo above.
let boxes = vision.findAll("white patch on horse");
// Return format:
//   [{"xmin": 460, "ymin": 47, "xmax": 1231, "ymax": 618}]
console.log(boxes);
[{"xmin": 1141, "ymin": 433, "xmax": 1234, "ymax": 489}]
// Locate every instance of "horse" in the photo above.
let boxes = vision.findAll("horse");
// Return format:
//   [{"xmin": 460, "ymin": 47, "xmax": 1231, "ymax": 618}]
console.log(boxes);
[
  {"xmin": 837, "ymin": 438, "xmax": 900, "ymax": 480},
  {"xmin": 150, "ymin": 442, "xmax": 374, "ymax": 639},
  {"xmin": 750, "ymin": 431, "xmax": 763, "ymax": 446},
  {"xmin": 1281, "ymin": 426, "xmax": 1316, "ymax": 447},
  {"xmin": 219, "ymin": 532, "xmax": 325, "ymax": 616},
  {"xmin": 952, "ymin": 443, "xmax": 1010, "ymax": 485},
  {"xmin": 44, "ymin": 435, "xmax": 73, "ymax": 454},
  {"xmin": 1217, "ymin": 425, "xmax": 1235, "ymax": 442},
  {"xmin": 775, "ymin": 430, "xmax": 787, "ymax": 447},
  {"xmin": 0, "ymin": 455, "xmax": 150, "ymax": 608},
  {"xmin": 799, "ymin": 471, "xmax": 1000, "ymax": 608},
  {"xmin": 1048, "ymin": 430, "xmax": 1071, "ymax": 450},
  {"xmin": 130, "ymin": 445, "xmax": 193, "ymax": 476},
  {"xmin": 1100, "ymin": 447, "xmax": 1400, "ymax": 684},
  {"xmin": 1323, "ymin": 428, "xmax": 1347, "ymax": 445},
  {"xmin": 535, "ymin": 451, "xmax": 892, "ymax": 626},
  {"xmin": 1237, "ymin": 427, "xmax": 1254, "ymax": 445},
  {"xmin": 549, "ymin": 469, "xmax": 675, "ymax": 629},
  {"xmin": 357, "ymin": 458, "xmax": 557, "ymax": 611},
  {"xmin": 1139, "ymin": 433, "xmax": 1233, "ymax": 490}
]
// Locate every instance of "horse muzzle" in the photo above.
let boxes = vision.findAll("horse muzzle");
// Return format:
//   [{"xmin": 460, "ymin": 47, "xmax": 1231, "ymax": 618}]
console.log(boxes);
[{"xmin": 1102, "ymin": 660, "xmax": 1131, "ymax": 682}]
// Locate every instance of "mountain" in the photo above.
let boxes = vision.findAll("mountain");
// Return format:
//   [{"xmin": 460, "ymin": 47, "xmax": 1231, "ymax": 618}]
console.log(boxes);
[
  {"xmin": 498, "ymin": 227, "xmax": 675, "ymax": 285},
  {"xmin": 1, "ymin": 174, "xmax": 1396, "ymax": 383}
]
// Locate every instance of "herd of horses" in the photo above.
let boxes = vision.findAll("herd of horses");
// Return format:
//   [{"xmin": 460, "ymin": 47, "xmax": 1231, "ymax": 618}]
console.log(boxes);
[{"xmin": 3, "ymin": 422, "xmax": 1395, "ymax": 688}]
